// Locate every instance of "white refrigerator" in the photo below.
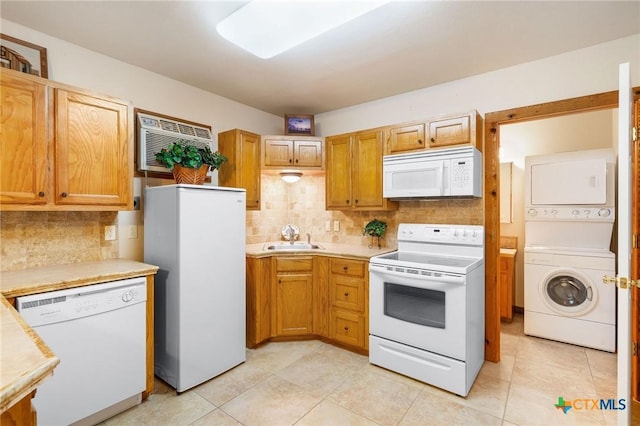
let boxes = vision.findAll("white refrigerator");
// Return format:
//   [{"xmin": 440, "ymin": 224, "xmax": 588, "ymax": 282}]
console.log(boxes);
[{"xmin": 144, "ymin": 184, "xmax": 246, "ymax": 392}]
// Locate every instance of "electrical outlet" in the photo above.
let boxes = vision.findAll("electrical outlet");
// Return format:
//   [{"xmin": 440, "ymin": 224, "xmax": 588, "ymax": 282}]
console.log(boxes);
[
  {"xmin": 104, "ymin": 225, "xmax": 116, "ymax": 241},
  {"xmin": 127, "ymin": 225, "xmax": 138, "ymax": 239},
  {"xmin": 333, "ymin": 220, "xmax": 340, "ymax": 232},
  {"xmin": 325, "ymin": 220, "xmax": 331, "ymax": 231}
]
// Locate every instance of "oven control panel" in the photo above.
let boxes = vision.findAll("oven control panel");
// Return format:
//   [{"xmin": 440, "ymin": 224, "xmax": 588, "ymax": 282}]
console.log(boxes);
[{"xmin": 398, "ymin": 224, "xmax": 484, "ymax": 246}]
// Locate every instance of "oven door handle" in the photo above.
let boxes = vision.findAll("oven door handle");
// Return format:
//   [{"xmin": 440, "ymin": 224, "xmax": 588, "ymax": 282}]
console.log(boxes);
[{"xmin": 370, "ymin": 265, "xmax": 465, "ymax": 286}]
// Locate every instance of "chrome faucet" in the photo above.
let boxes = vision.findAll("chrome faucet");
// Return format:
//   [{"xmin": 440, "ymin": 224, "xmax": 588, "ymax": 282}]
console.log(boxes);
[{"xmin": 287, "ymin": 225, "xmax": 296, "ymax": 244}]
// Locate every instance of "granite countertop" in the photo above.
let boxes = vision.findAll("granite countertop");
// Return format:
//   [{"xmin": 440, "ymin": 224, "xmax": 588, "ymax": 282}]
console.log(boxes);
[
  {"xmin": 0, "ymin": 259, "xmax": 159, "ymax": 415},
  {"xmin": 0, "ymin": 259, "xmax": 159, "ymax": 298},
  {"xmin": 246, "ymin": 241, "xmax": 396, "ymax": 260},
  {"xmin": 0, "ymin": 296, "xmax": 59, "ymax": 414}
]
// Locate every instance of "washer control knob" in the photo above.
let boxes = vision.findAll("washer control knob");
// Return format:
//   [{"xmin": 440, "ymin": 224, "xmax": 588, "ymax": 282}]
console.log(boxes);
[
  {"xmin": 572, "ymin": 209, "xmax": 580, "ymax": 216},
  {"xmin": 584, "ymin": 209, "xmax": 591, "ymax": 216},
  {"xmin": 598, "ymin": 208, "xmax": 611, "ymax": 217},
  {"xmin": 527, "ymin": 209, "xmax": 538, "ymax": 217}
]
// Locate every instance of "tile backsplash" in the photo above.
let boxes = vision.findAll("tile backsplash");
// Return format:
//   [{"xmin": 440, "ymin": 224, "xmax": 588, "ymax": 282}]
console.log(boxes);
[
  {"xmin": 247, "ymin": 174, "xmax": 482, "ymax": 248},
  {"xmin": 0, "ymin": 211, "xmax": 119, "ymax": 272},
  {"xmin": 1, "ymin": 174, "xmax": 482, "ymax": 271}
]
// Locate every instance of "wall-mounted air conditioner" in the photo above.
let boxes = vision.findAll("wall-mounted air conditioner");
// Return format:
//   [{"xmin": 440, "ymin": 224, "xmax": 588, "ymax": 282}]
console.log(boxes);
[{"xmin": 137, "ymin": 112, "xmax": 213, "ymax": 173}]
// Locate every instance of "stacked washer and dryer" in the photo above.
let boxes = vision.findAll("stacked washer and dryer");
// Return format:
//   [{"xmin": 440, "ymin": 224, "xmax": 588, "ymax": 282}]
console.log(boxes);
[{"xmin": 523, "ymin": 148, "xmax": 616, "ymax": 352}]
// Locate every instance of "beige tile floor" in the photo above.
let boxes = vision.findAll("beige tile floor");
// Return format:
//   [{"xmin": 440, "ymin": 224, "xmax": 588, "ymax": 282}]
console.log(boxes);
[{"xmin": 104, "ymin": 314, "xmax": 618, "ymax": 426}]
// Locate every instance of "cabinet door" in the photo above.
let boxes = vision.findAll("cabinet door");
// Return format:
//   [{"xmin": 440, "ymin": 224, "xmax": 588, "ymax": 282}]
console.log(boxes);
[
  {"xmin": 388, "ymin": 123, "xmax": 426, "ymax": 154},
  {"xmin": 427, "ymin": 114, "xmax": 470, "ymax": 148},
  {"xmin": 264, "ymin": 138, "xmax": 294, "ymax": 167},
  {"xmin": 275, "ymin": 273, "xmax": 313, "ymax": 336},
  {"xmin": 326, "ymin": 135, "xmax": 352, "ymax": 209},
  {"xmin": 54, "ymin": 89, "xmax": 131, "ymax": 207},
  {"xmin": 499, "ymin": 254, "xmax": 514, "ymax": 321},
  {"xmin": 239, "ymin": 131, "xmax": 261, "ymax": 209},
  {"xmin": 294, "ymin": 140, "xmax": 323, "ymax": 167},
  {"xmin": 0, "ymin": 71, "xmax": 48, "ymax": 205},
  {"xmin": 352, "ymin": 130, "xmax": 384, "ymax": 209}
]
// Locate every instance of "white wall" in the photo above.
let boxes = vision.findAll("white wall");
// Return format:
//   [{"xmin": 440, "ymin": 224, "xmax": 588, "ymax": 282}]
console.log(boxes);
[{"xmin": 315, "ymin": 35, "xmax": 639, "ymax": 136}]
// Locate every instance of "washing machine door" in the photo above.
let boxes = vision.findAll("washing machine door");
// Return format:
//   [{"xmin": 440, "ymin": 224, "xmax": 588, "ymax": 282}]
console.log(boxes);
[{"xmin": 542, "ymin": 271, "xmax": 597, "ymax": 316}]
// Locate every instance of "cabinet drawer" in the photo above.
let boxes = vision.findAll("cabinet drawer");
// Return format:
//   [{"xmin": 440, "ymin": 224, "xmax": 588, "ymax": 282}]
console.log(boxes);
[
  {"xmin": 330, "ymin": 258, "xmax": 365, "ymax": 277},
  {"xmin": 330, "ymin": 275, "xmax": 365, "ymax": 312},
  {"xmin": 275, "ymin": 257, "xmax": 313, "ymax": 272},
  {"xmin": 330, "ymin": 309, "xmax": 365, "ymax": 348}
]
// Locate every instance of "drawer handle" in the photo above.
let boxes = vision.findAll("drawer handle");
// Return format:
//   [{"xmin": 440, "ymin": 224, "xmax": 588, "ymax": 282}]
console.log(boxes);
[
  {"xmin": 61, "ymin": 192, "xmax": 68, "ymax": 198},
  {"xmin": 38, "ymin": 191, "xmax": 45, "ymax": 197},
  {"xmin": 343, "ymin": 292, "xmax": 349, "ymax": 297}
]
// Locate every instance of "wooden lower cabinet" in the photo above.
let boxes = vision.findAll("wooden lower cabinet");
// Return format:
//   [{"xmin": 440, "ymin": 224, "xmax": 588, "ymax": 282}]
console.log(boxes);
[
  {"xmin": 499, "ymin": 250, "xmax": 516, "ymax": 322},
  {"xmin": 328, "ymin": 258, "xmax": 368, "ymax": 351},
  {"xmin": 246, "ymin": 255, "xmax": 368, "ymax": 352},
  {"xmin": 1, "ymin": 390, "xmax": 37, "ymax": 426}
]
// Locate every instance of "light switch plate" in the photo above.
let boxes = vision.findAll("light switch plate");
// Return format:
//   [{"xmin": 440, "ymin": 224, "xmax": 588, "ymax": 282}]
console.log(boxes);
[
  {"xmin": 325, "ymin": 220, "xmax": 331, "ymax": 231},
  {"xmin": 333, "ymin": 220, "xmax": 340, "ymax": 232},
  {"xmin": 127, "ymin": 225, "xmax": 138, "ymax": 239}
]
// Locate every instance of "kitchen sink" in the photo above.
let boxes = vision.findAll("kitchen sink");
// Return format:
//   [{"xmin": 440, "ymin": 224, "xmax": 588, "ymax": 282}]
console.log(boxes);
[{"xmin": 264, "ymin": 242, "xmax": 324, "ymax": 250}]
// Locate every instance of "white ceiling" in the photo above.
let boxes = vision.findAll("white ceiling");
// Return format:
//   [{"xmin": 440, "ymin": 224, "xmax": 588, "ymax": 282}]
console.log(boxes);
[{"xmin": 1, "ymin": 1, "xmax": 638, "ymax": 116}]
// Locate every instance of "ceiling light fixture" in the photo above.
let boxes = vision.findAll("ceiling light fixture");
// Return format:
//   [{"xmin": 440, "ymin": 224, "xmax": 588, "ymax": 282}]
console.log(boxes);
[
  {"xmin": 280, "ymin": 171, "xmax": 303, "ymax": 183},
  {"xmin": 216, "ymin": 0, "xmax": 390, "ymax": 59}
]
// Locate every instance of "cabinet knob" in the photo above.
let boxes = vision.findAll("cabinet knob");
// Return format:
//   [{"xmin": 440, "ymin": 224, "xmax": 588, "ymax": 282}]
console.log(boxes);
[
  {"xmin": 61, "ymin": 192, "xmax": 68, "ymax": 198},
  {"xmin": 278, "ymin": 279, "xmax": 282, "ymax": 285},
  {"xmin": 343, "ymin": 326, "xmax": 349, "ymax": 331},
  {"xmin": 355, "ymin": 199, "xmax": 358, "ymax": 204},
  {"xmin": 38, "ymin": 191, "xmax": 45, "ymax": 197},
  {"xmin": 343, "ymin": 266, "xmax": 348, "ymax": 272},
  {"xmin": 343, "ymin": 292, "xmax": 349, "ymax": 297},
  {"xmin": 289, "ymin": 158, "xmax": 292, "ymax": 163},
  {"xmin": 256, "ymin": 199, "xmax": 259, "ymax": 204},
  {"xmin": 418, "ymin": 139, "xmax": 423, "ymax": 144},
  {"xmin": 430, "ymin": 137, "xmax": 435, "ymax": 142},
  {"xmin": 346, "ymin": 200, "xmax": 350, "ymax": 204},
  {"xmin": 295, "ymin": 159, "xmax": 298, "ymax": 163}
]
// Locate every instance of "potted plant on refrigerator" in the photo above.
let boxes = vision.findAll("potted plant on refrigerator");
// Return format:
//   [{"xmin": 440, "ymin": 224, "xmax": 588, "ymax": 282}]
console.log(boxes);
[{"xmin": 155, "ymin": 141, "xmax": 227, "ymax": 185}]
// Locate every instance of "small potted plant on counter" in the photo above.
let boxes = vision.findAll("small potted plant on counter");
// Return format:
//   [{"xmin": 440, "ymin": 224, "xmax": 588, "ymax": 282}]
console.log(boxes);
[
  {"xmin": 155, "ymin": 141, "xmax": 227, "ymax": 185},
  {"xmin": 363, "ymin": 219, "xmax": 387, "ymax": 249}
]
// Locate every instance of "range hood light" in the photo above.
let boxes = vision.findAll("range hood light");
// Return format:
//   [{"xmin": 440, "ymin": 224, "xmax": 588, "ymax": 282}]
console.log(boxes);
[{"xmin": 280, "ymin": 171, "xmax": 303, "ymax": 183}]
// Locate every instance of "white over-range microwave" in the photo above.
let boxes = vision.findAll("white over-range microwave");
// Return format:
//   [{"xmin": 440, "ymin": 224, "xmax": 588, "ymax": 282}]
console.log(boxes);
[{"xmin": 383, "ymin": 146, "xmax": 482, "ymax": 199}]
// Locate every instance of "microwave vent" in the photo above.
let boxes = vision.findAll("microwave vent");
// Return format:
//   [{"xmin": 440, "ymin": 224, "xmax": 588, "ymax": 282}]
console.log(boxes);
[{"xmin": 138, "ymin": 113, "xmax": 212, "ymax": 173}]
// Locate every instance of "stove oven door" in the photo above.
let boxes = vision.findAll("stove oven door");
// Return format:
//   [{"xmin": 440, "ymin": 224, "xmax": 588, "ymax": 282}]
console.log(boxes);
[{"xmin": 369, "ymin": 263, "xmax": 467, "ymax": 361}]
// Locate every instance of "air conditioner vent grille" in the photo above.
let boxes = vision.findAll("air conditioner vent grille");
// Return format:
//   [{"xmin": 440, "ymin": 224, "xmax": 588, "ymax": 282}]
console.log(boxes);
[{"xmin": 138, "ymin": 112, "xmax": 213, "ymax": 172}]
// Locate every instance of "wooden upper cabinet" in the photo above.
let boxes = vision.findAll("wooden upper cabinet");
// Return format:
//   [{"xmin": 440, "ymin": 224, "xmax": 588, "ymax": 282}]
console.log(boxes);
[
  {"xmin": 325, "ymin": 134, "xmax": 352, "ymax": 209},
  {"xmin": 352, "ymin": 129, "xmax": 384, "ymax": 209},
  {"xmin": 218, "ymin": 129, "xmax": 261, "ymax": 210},
  {"xmin": 427, "ymin": 110, "xmax": 483, "ymax": 150},
  {"xmin": 0, "ymin": 69, "xmax": 133, "ymax": 211},
  {"xmin": 388, "ymin": 122, "xmax": 426, "ymax": 154},
  {"xmin": 262, "ymin": 136, "xmax": 323, "ymax": 169},
  {"xmin": 54, "ymin": 89, "xmax": 131, "ymax": 207},
  {"xmin": 0, "ymin": 70, "xmax": 48, "ymax": 205},
  {"xmin": 326, "ymin": 130, "xmax": 397, "ymax": 211}
]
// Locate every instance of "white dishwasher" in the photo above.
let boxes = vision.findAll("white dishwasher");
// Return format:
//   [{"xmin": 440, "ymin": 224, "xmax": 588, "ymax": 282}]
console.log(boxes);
[{"xmin": 17, "ymin": 277, "xmax": 147, "ymax": 426}]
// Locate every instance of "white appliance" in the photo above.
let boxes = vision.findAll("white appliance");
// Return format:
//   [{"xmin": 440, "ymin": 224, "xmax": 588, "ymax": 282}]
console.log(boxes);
[
  {"xmin": 137, "ymin": 112, "xmax": 213, "ymax": 173},
  {"xmin": 369, "ymin": 223, "xmax": 485, "ymax": 396},
  {"xmin": 144, "ymin": 184, "xmax": 246, "ymax": 392},
  {"xmin": 16, "ymin": 278, "xmax": 147, "ymax": 426},
  {"xmin": 524, "ymin": 247, "xmax": 616, "ymax": 352},
  {"xmin": 524, "ymin": 148, "xmax": 615, "ymax": 249},
  {"xmin": 383, "ymin": 146, "xmax": 482, "ymax": 199}
]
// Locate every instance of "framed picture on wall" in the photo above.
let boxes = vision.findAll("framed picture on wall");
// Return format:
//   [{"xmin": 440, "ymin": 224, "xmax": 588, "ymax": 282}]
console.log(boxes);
[
  {"xmin": 0, "ymin": 33, "xmax": 48, "ymax": 78},
  {"xmin": 284, "ymin": 114, "xmax": 315, "ymax": 136}
]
